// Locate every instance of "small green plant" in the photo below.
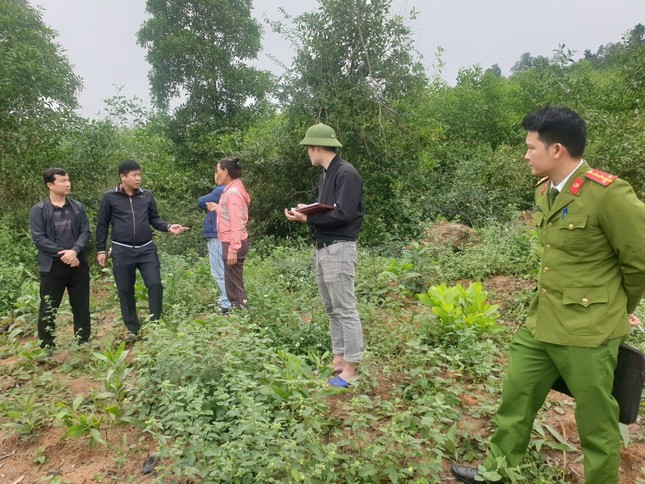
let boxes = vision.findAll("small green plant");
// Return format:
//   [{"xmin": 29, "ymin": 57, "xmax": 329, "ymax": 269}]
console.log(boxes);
[
  {"xmin": 417, "ymin": 282, "xmax": 502, "ymax": 343},
  {"xmin": 90, "ymin": 342, "xmax": 146, "ymax": 431},
  {"xmin": 1, "ymin": 392, "xmax": 53, "ymax": 436},
  {"xmin": 11, "ymin": 279, "xmax": 41, "ymax": 326},
  {"xmin": 20, "ymin": 343, "xmax": 54, "ymax": 366},
  {"xmin": 381, "ymin": 258, "xmax": 422, "ymax": 296},
  {"xmin": 531, "ymin": 420, "xmax": 578, "ymax": 453},
  {"xmin": 477, "ymin": 458, "xmax": 507, "ymax": 483},
  {"xmin": 92, "ymin": 342, "xmax": 132, "ymax": 403},
  {"xmin": 33, "ymin": 446, "xmax": 48, "ymax": 465},
  {"xmin": 56, "ymin": 395, "xmax": 107, "ymax": 449},
  {"xmin": 435, "ymin": 422, "xmax": 460, "ymax": 460},
  {"xmin": 0, "ymin": 324, "xmax": 25, "ymax": 358},
  {"xmin": 380, "ymin": 241, "xmax": 434, "ymax": 298}
]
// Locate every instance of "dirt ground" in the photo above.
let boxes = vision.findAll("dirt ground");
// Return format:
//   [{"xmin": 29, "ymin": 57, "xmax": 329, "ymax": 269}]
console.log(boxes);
[
  {"xmin": 0, "ymin": 426, "xmax": 158, "ymax": 483},
  {"xmin": 0, "ymin": 311, "xmax": 162, "ymax": 484},
  {"xmin": 2, "ymin": 383, "xmax": 643, "ymax": 483},
  {"xmin": 1, "ymin": 251, "xmax": 643, "ymax": 483},
  {"xmin": 324, "ymin": 368, "xmax": 644, "ymax": 483}
]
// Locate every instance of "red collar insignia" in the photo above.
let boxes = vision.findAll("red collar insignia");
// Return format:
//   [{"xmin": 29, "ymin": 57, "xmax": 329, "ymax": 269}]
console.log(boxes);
[{"xmin": 569, "ymin": 177, "xmax": 584, "ymax": 196}]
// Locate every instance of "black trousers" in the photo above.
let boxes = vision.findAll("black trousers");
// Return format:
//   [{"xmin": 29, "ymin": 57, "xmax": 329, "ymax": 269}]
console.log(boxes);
[
  {"xmin": 38, "ymin": 258, "xmax": 90, "ymax": 348},
  {"xmin": 111, "ymin": 243, "xmax": 162, "ymax": 334}
]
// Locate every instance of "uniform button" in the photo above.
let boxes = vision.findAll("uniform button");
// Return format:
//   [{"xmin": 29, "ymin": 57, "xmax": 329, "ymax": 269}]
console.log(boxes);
[
  {"xmin": 582, "ymin": 297, "xmax": 589, "ymax": 306},
  {"xmin": 568, "ymin": 224, "xmax": 574, "ymax": 230},
  {"xmin": 541, "ymin": 288, "xmax": 547, "ymax": 295},
  {"xmin": 547, "ymin": 223, "xmax": 553, "ymax": 228},
  {"xmin": 545, "ymin": 244, "xmax": 551, "ymax": 250},
  {"xmin": 543, "ymin": 267, "xmax": 549, "ymax": 272}
]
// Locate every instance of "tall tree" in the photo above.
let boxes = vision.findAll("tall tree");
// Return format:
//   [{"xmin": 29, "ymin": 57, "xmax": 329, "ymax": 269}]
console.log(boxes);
[
  {"xmin": 0, "ymin": 0, "xmax": 81, "ymax": 210},
  {"xmin": 137, "ymin": 0, "xmax": 271, "ymax": 162},
  {"xmin": 510, "ymin": 52, "xmax": 550, "ymax": 74},
  {"xmin": 279, "ymin": 0, "xmax": 426, "ymax": 116},
  {"xmin": 267, "ymin": 0, "xmax": 433, "ymax": 242}
]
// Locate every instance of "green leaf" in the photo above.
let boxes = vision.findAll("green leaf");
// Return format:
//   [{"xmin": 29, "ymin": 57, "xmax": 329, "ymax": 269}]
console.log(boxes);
[{"xmin": 72, "ymin": 395, "xmax": 84, "ymax": 411}]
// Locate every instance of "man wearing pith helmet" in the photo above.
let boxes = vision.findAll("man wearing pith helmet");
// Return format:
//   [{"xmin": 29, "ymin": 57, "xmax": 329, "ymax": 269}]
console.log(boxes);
[{"xmin": 285, "ymin": 123, "xmax": 365, "ymax": 388}]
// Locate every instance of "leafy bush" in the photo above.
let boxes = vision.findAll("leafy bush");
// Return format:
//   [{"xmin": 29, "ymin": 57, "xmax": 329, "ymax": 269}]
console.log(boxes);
[
  {"xmin": 418, "ymin": 282, "xmax": 502, "ymax": 343},
  {"xmin": 0, "ymin": 222, "xmax": 37, "ymax": 314},
  {"xmin": 379, "ymin": 220, "xmax": 539, "ymax": 299},
  {"xmin": 437, "ymin": 221, "xmax": 540, "ymax": 281},
  {"xmin": 426, "ymin": 142, "xmax": 533, "ymax": 227},
  {"xmin": 158, "ymin": 252, "xmax": 219, "ymax": 319},
  {"xmin": 133, "ymin": 318, "xmax": 338, "ymax": 481}
]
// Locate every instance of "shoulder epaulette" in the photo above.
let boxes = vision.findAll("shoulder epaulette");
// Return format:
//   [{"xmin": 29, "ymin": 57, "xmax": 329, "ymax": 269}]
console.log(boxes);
[
  {"xmin": 535, "ymin": 176, "xmax": 549, "ymax": 187},
  {"xmin": 585, "ymin": 168, "xmax": 617, "ymax": 187},
  {"xmin": 535, "ymin": 176, "xmax": 550, "ymax": 194}
]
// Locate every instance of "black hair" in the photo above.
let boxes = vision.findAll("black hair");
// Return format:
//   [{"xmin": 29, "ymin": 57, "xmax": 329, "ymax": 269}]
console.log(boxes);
[
  {"xmin": 303, "ymin": 145, "xmax": 338, "ymax": 154},
  {"xmin": 43, "ymin": 168, "xmax": 67, "ymax": 186},
  {"xmin": 522, "ymin": 106, "xmax": 587, "ymax": 158},
  {"xmin": 219, "ymin": 157, "xmax": 242, "ymax": 179},
  {"xmin": 118, "ymin": 159, "xmax": 141, "ymax": 176}
]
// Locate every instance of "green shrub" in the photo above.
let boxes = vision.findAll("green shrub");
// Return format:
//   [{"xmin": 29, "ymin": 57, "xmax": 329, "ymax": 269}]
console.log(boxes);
[
  {"xmin": 418, "ymin": 282, "xmax": 502, "ymax": 342},
  {"xmin": 0, "ymin": 222, "xmax": 38, "ymax": 314},
  {"xmin": 159, "ymin": 252, "xmax": 218, "ymax": 319},
  {"xmin": 133, "ymin": 318, "xmax": 339, "ymax": 481},
  {"xmin": 438, "ymin": 221, "xmax": 539, "ymax": 281}
]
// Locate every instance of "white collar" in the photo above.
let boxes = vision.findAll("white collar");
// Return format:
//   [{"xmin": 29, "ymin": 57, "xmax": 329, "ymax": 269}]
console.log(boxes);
[{"xmin": 551, "ymin": 159, "xmax": 584, "ymax": 192}]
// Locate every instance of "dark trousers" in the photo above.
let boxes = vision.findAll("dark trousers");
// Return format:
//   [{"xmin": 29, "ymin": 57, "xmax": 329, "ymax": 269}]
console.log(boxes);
[
  {"xmin": 222, "ymin": 239, "xmax": 249, "ymax": 309},
  {"xmin": 38, "ymin": 258, "xmax": 90, "ymax": 348},
  {"xmin": 111, "ymin": 243, "xmax": 162, "ymax": 334}
]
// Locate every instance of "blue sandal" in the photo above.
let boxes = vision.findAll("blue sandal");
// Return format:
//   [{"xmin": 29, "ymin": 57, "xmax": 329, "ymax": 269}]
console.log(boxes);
[{"xmin": 329, "ymin": 376, "xmax": 351, "ymax": 388}]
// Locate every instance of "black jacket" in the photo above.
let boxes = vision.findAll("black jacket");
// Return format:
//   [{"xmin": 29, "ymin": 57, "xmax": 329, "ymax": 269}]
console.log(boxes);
[
  {"xmin": 308, "ymin": 156, "xmax": 364, "ymax": 242},
  {"xmin": 29, "ymin": 197, "xmax": 90, "ymax": 272},
  {"xmin": 96, "ymin": 186, "xmax": 169, "ymax": 252}
]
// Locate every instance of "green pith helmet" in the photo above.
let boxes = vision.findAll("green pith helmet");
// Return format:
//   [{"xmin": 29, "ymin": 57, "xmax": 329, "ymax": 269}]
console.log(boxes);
[{"xmin": 299, "ymin": 123, "xmax": 343, "ymax": 148}]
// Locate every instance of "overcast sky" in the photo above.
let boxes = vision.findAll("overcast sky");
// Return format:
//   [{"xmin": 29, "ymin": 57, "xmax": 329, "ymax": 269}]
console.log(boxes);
[{"xmin": 32, "ymin": 0, "xmax": 645, "ymax": 119}]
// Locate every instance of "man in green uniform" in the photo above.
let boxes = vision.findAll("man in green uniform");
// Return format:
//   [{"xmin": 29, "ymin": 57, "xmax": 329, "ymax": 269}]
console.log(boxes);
[{"xmin": 451, "ymin": 106, "xmax": 645, "ymax": 484}]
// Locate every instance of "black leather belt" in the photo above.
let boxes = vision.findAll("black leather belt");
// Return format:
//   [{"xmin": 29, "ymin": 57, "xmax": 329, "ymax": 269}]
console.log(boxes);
[{"xmin": 315, "ymin": 240, "xmax": 352, "ymax": 250}]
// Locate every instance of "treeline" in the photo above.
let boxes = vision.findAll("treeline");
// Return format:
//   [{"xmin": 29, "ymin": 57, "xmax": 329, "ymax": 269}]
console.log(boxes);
[{"xmin": 1, "ymin": 0, "xmax": 644, "ymax": 250}]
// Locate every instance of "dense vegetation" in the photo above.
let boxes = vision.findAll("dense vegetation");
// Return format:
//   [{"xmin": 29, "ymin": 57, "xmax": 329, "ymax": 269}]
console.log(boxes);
[
  {"xmin": 1, "ymin": 0, "xmax": 644, "ymax": 482},
  {"xmin": 2, "ymin": 1, "xmax": 644, "ymax": 244}
]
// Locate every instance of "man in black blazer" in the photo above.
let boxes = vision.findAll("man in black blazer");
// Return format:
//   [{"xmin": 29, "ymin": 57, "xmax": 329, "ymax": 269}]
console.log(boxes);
[{"xmin": 29, "ymin": 168, "xmax": 91, "ymax": 355}]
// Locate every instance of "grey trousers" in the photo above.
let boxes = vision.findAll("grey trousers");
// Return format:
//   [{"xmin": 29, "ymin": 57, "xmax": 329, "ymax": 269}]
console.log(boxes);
[{"xmin": 315, "ymin": 241, "xmax": 364, "ymax": 362}]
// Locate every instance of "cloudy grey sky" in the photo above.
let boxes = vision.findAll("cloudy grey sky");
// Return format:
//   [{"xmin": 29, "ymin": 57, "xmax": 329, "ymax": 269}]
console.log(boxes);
[{"xmin": 33, "ymin": 0, "xmax": 645, "ymax": 118}]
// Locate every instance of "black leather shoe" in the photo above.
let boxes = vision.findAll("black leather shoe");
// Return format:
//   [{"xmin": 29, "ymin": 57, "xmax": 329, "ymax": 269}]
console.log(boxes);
[
  {"xmin": 124, "ymin": 332, "xmax": 138, "ymax": 344},
  {"xmin": 36, "ymin": 348, "xmax": 53, "ymax": 364},
  {"xmin": 450, "ymin": 464, "xmax": 480, "ymax": 483}
]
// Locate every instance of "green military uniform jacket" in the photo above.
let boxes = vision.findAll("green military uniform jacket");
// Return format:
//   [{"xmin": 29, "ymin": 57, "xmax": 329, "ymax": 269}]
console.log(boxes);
[{"xmin": 526, "ymin": 161, "xmax": 645, "ymax": 347}]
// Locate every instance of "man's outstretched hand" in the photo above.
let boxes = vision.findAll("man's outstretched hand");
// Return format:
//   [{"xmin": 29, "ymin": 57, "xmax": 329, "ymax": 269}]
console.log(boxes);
[{"xmin": 169, "ymin": 224, "xmax": 189, "ymax": 234}]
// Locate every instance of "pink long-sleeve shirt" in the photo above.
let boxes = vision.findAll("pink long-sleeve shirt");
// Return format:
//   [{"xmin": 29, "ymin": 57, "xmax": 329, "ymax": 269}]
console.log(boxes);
[{"xmin": 217, "ymin": 179, "xmax": 250, "ymax": 254}]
